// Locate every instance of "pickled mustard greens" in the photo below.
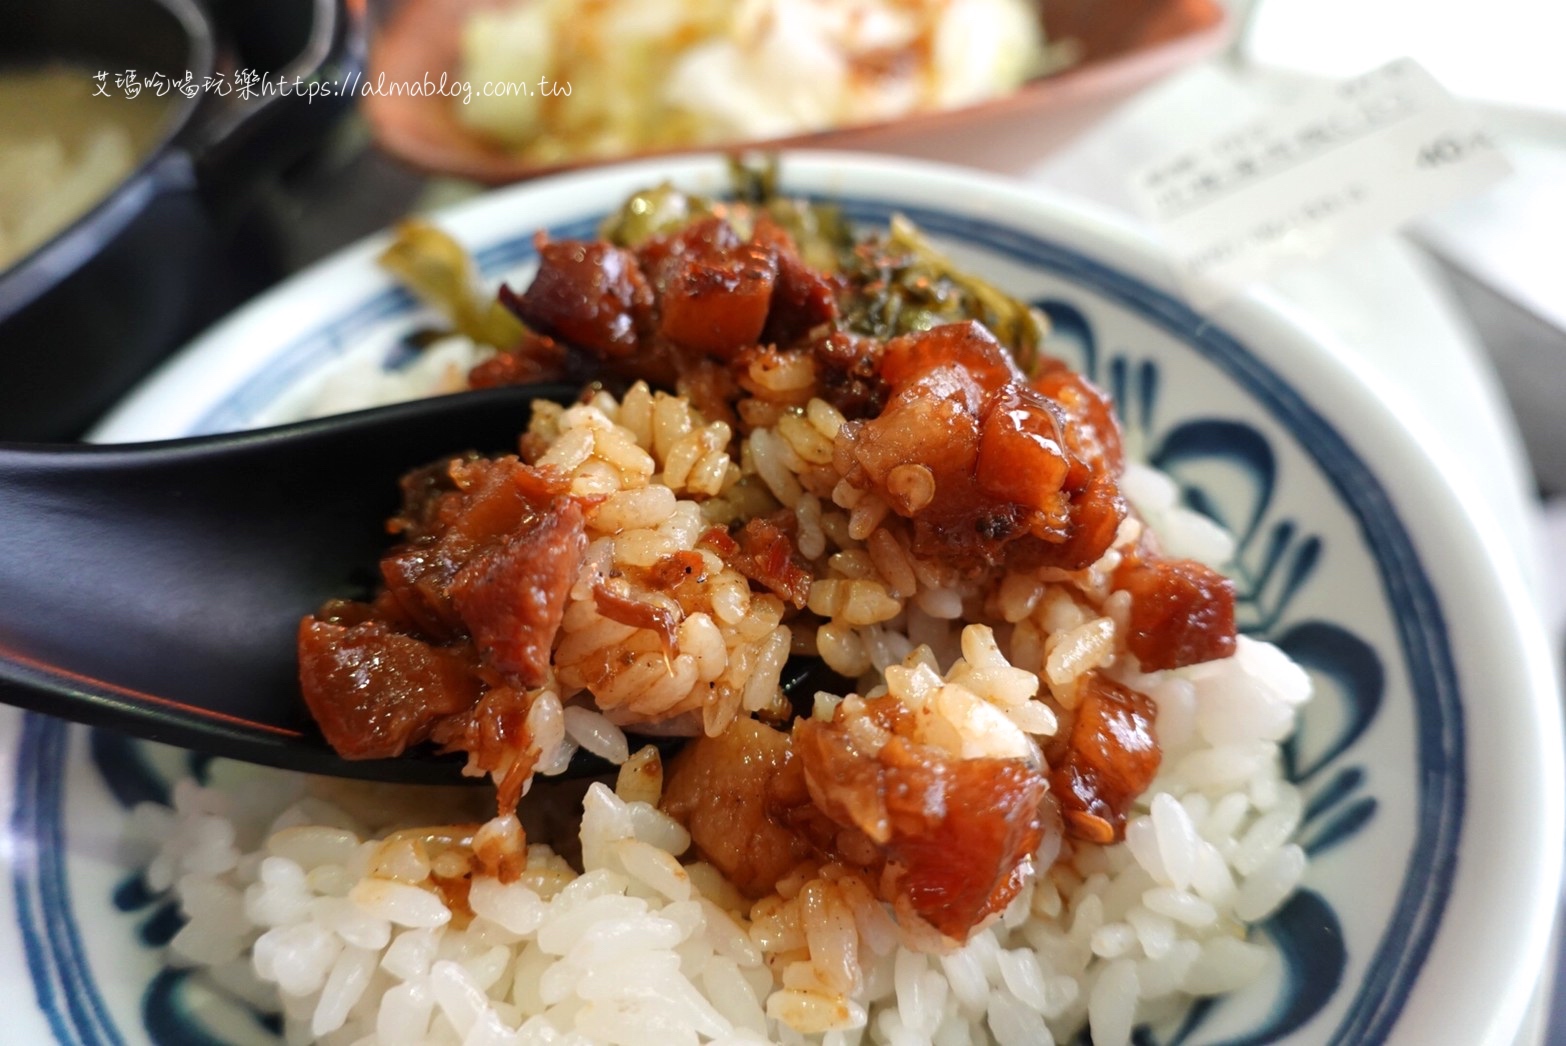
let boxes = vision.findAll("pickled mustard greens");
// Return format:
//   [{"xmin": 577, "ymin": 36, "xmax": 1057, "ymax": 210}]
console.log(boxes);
[
  {"xmin": 378, "ymin": 220, "xmax": 528, "ymax": 350},
  {"xmin": 381, "ymin": 165, "xmax": 1048, "ymax": 377}
]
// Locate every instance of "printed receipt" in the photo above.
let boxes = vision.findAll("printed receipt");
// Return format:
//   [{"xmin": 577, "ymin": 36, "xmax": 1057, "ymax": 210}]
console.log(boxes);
[{"xmin": 1129, "ymin": 58, "xmax": 1511, "ymax": 308}]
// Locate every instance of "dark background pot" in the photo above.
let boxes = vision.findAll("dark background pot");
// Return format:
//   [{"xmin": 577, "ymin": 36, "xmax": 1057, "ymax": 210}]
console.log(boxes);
[{"xmin": 0, "ymin": 0, "xmax": 365, "ymax": 440}]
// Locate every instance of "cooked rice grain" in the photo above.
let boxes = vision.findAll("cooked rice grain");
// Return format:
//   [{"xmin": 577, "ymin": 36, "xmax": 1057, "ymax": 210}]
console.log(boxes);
[{"xmin": 135, "ymin": 379, "xmax": 1317, "ymax": 1045}]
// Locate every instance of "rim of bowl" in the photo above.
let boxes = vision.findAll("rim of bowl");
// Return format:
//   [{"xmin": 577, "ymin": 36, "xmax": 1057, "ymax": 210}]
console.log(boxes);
[{"xmin": 89, "ymin": 149, "xmax": 1564, "ymax": 1045}]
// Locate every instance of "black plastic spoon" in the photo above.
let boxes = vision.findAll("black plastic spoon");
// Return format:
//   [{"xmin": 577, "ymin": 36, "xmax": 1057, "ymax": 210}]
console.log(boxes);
[
  {"xmin": 0, "ymin": 384, "xmax": 850, "ymax": 784},
  {"xmin": 0, "ymin": 385, "xmax": 568, "ymax": 783}
]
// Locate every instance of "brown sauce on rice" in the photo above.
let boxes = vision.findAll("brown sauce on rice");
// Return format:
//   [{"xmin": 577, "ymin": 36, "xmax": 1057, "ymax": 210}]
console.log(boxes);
[{"xmin": 297, "ymin": 188, "xmax": 1238, "ymax": 944}]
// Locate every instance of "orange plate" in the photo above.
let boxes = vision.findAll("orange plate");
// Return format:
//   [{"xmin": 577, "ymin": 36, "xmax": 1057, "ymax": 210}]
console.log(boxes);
[{"xmin": 363, "ymin": 0, "xmax": 1231, "ymax": 184}]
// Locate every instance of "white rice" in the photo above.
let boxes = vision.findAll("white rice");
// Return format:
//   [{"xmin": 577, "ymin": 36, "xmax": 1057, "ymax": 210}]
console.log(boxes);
[
  {"xmin": 137, "ymin": 623, "xmax": 1310, "ymax": 1045},
  {"xmin": 131, "ymin": 358, "xmax": 1315, "ymax": 1045}
]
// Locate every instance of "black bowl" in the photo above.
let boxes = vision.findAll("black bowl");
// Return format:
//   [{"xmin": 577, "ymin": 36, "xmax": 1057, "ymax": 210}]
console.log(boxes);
[{"xmin": 0, "ymin": 0, "xmax": 364, "ymax": 441}]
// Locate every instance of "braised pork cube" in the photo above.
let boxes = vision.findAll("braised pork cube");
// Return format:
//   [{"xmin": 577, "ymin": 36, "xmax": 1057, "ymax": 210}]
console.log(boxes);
[
  {"xmin": 1047, "ymin": 672, "xmax": 1161, "ymax": 844},
  {"xmin": 661, "ymin": 718, "xmax": 817, "ymax": 898}
]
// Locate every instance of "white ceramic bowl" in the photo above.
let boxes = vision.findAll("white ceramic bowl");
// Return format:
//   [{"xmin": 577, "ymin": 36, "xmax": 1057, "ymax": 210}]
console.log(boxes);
[{"xmin": 3, "ymin": 153, "xmax": 1559, "ymax": 1045}]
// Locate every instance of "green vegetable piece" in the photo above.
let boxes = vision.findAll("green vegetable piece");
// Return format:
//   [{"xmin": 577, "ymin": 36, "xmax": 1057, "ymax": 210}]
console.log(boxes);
[
  {"xmin": 600, "ymin": 182, "xmax": 717, "ymax": 247},
  {"xmin": 378, "ymin": 220, "xmax": 527, "ymax": 350},
  {"xmin": 839, "ymin": 213, "xmax": 1049, "ymax": 376}
]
